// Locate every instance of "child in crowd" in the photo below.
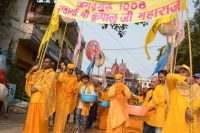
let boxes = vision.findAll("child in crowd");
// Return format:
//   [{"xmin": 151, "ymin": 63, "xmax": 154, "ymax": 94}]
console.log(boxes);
[{"xmin": 75, "ymin": 75, "xmax": 95, "ymax": 132}]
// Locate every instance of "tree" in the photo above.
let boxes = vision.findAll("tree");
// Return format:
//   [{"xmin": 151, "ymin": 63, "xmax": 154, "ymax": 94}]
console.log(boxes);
[
  {"xmin": 101, "ymin": 22, "xmax": 148, "ymax": 38},
  {"xmin": 156, "ymin": 0, "xmax": 200, "ymax": 74},
  {"xmin": 176, "ymin": 0, "xmax": 200, "ymax": 74}
]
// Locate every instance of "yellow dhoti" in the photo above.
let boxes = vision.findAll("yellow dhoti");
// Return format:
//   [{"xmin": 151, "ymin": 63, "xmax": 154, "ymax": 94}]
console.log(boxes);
[
  {"xmin": 23, "ymin": 68, "xmax": 57, "ymax": 133},
  {"xmin": 107, "ymin": 120, "xmax": 127, "ymax": 133},
  {"xmin": 53, "ymin": 95, "xmax": 74, "ymax": 133},
  {"xmin": 53, "ymin": 72, "xmax": 78, "ymax": 133},
  {"xmin": 23, "ymin": 103, "xmax": 48, "ymax": 133}
]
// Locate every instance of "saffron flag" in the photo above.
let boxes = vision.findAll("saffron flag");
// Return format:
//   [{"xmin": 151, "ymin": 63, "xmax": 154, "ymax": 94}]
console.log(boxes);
[
  {"xmin": 151, "ymin": 43, "xmax": 171, "ymax": 77},
  {"xmin": 37, "ymin": 0, "xmax": 60, "ymax": 59},
  {"xmin": 145, "ymin": 15, "xmax": 174, "ymax": 60}
]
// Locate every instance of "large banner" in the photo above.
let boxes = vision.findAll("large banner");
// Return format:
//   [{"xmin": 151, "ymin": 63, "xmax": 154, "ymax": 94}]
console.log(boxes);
[{"xmin": 57, "ymin": 0, "xmax": 187, "ymax": 24}]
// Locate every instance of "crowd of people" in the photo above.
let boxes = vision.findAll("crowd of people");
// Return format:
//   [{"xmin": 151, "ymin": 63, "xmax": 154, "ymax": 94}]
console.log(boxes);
[{"xmin": 21, "ymin": 57, "xmax": 200, "ymax": 133}]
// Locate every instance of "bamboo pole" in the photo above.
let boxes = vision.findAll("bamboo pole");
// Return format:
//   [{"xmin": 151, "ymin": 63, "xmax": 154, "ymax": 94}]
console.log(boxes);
[
  {"xmin": 186, "ymin": 9, "xmax": 194, "ymax": 133},
  {"xmin": 173, "ymin": 45, "xmax": 179, "ymax": 72},
  {"xmin": 57, "ymin": 24, "xmax": 68, "ymax": 70},
  {"xmin": 39, "ymin": 40, "xmax": 49, "ymax": 70}
]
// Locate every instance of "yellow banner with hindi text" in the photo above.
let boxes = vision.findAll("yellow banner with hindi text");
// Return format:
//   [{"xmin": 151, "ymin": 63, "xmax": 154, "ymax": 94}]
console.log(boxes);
[{"xmin": 57, "ymin": 0, "xmax": 187, "ymax": 24}]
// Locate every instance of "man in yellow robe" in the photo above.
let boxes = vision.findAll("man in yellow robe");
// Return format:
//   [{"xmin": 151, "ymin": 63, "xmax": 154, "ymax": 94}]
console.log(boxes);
[
  {"xmin": 53, "ymin": 63, "xmax": 78, "ymax": 133},
  {"xmin": 106, "ymin": 73, "xmax": 133, "ymax": 133},
  {"xmin": 66, "ymin": 71, "xmax": 83, "ymax": 124},
  {"xmin": 143, "ymin": 76, "xmax": 160, "ymax": 133},
  {"xmin": 162, "ymin": 64, "xmax": 200, "ymax": 133},
  {"xmin": 23, "ymin": 57, "xmax": 57, "ymax": 133},
  {"xmin": 152, "ymin": 70, "xmax": 168, "ymax": 133}
]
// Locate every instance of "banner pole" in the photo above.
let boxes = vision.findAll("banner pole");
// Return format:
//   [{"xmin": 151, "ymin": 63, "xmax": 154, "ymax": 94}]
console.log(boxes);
[
  {"xmin": 186, "ymin": 8, "xmax": 193, "ymax": 133},
  {"xmin": 57, "ymin": 23, "xmax": 68, "ymax": 70}
]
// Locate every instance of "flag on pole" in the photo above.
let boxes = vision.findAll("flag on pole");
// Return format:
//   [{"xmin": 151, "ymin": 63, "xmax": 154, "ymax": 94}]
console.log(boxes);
[
  {"xmin": 37, "ymin": 0, "xmax": 60, "ymax": 59},
  {"xmin": 145, "ymin": 15, "xmax": 174, "ymax": 60},
  {"xmin": 151, "ymin": 42, "xmax": 172, "ymax": 77}
]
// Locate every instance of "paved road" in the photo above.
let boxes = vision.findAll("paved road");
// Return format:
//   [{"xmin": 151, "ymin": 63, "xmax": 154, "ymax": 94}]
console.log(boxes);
[{"xmin": 0, "ymin": 111, "xmax": 105, "ymax": 133}]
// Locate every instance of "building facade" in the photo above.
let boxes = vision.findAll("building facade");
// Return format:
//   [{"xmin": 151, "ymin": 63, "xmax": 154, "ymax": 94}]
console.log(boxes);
[{"xmin": 0, "ymin": 0, "xmax": 85, "ymax": 101}]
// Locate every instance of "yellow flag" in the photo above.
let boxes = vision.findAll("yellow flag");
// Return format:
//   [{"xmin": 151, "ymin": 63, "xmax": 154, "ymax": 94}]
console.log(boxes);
[
  {"xmin": 145, "ymin": 15, "xmax": 174, "ymax": 60},
  {"xmin": 37, "ymin": 1, "xmax": 60, "ymax": 60}
]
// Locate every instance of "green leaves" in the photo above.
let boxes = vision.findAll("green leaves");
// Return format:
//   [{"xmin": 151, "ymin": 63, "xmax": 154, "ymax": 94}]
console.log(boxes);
[
  {"xmin": 174, "ymin": 0, "xmax": 200, "ymax": 74},
  {"xmin": 101, "ymin": 22, "xmax": 148, "ymax": 38}
]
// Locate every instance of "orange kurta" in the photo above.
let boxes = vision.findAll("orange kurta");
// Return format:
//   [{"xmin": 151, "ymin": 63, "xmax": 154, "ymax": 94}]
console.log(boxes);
[
  {"xmin": 106, "ymin": 83, "xmax": 132, "ymax": 133},
  {"xmin": 153, "ymin": 83, "xmax": 167, "ymax": 128},
  {"xmin": 23, "ymin": 68, "xmax": 57, "ymax": 133},
  {"xmin": 53, "ymin": 72, "xmax": 78, "ymax": 133}
]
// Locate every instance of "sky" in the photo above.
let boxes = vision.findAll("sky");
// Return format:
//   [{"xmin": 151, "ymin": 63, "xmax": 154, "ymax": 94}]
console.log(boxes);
[{"xmin": 77, "ymin": 1, "xmax": 195, "ymax": 78}]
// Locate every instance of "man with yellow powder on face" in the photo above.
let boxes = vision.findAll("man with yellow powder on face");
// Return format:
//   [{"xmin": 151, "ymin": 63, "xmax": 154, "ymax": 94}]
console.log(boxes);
[
  {"xmin": 53, "ymin": 63, "xmax": 78, "ymax": 133},
  {"xmin": 105, "ymin": 73, "xmax": 133, "ymax": 133},
  {"xmin": 162, "ymin": 64, "xmax": 200, "ymax": 133},
  {"xmin": 23, "ymin": 57, "xmax": 57, "ymax": 133}
]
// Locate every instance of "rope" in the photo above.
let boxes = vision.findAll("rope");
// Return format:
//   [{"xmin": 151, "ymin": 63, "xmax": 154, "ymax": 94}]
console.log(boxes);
[
  {"xmin": 56, "ymin": 24, "xmax": 68, "ymax": 70},
  {"xmin": 186, "ymin": 9, "xmax": 194, "ymax": 133}
]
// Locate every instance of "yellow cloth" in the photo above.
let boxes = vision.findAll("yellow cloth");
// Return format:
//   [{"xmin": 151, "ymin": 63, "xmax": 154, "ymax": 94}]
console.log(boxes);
[
  {"xmin": 98, "ymin": 90, "xmax": 110, "ymax": 130},
  {"xmin": 126, "ymin": 115, "xmax": 144, "ymax": 133},
  {"xmin": 67, "ymin": 63, "xmax": 76, "ymax": 69},
  {"xmin": 23, "ymin": 68, "xmax": 57, "ymax": 133},
  {"xmin": 115, "ymin": 73, "xmax": 122, "ymax": 79},
  {"xmin": 37, "ymin": 0, "xmax": 59, "ymax": 59},
  {"xmin": 162, "ymin": 73, "xmax": 200, "ymax": 133},
  {"xmin": 106, "ymin": 83, "xmax": 132, "ymax": 133},
  {"xmin": 145, "ymin": 15, "xmax": 174, "ymax": 60},
  {"xmin": 153, "ymin": 83, "xmax": 167, "ymax": 128},
  {"xmin": 142, "ymin": 89, "xmax": 156, "ymax": 126},
  {"xmin": 98, "ymin": 107, "xmax": 109, "ymax": 130},
  {"xmin": 53, "ymin": 72, "xmax": 78, "ymax": 133},
  {"xmin": 23, "ymin": 103, "xmax": 48, "ymax": 133},
  {"xmin": 57, "ymin": 0, "xmax": 187, "ymax": 24}
]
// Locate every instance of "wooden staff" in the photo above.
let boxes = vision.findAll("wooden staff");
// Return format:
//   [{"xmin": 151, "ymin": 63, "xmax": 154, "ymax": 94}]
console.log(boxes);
[
  {"xmin": 56, "ymin": 23, "xmax": 68, "ymax": 70},
  {"xmin": 186, "ymin": 9, "xmax": 194, "ymax": 133},
  {"xmin": 38, "ymin": 44, "xmax": 45, "ymax": 67},
  {"xmin": 74, "ymin": 51, "xmax": 80, "ymax": 67},
  {"xmin": 39, "ymin": 40, "xmax": 50, "ymax": 70},
  {"xmin": 173, "ymin": 45, "xmax": 179, "ymax": 72}
]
